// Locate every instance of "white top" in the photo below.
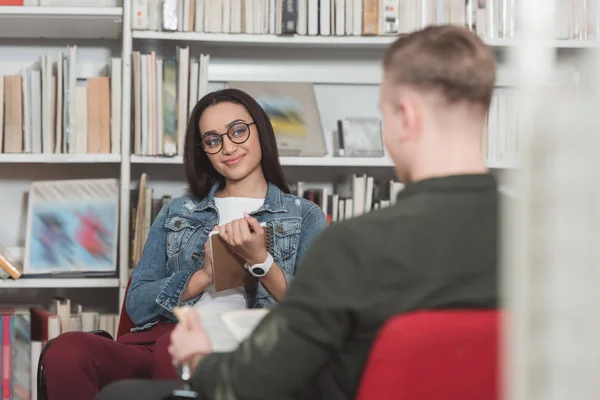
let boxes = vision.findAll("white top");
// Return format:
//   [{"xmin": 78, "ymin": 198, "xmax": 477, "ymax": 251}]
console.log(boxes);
[{"xmin": 193, "ymin": 197, "xmax": 265, "ymax": 313}]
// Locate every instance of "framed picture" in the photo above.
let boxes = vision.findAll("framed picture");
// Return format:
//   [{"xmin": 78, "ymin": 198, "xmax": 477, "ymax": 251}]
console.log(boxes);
[
  {"xmin": 226, "ymin": 81, "xmax": 328, "ymax": 156},
  {"xmin": 23, "ymin": 179, "xmax": 119, "ymax": 275},
  {"xmin": 336, "ymin": 118, "xmax": 385, "ymax": 157}
]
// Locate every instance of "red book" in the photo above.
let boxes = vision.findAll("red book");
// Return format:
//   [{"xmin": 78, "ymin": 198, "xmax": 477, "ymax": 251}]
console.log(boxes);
[
  {"xmin": 0, "ymin": 1, "xmax": 25, "ymax": 6},
  {"xmin": 1, "ymin": 314, "xmax": 12, "ymax": 400}
]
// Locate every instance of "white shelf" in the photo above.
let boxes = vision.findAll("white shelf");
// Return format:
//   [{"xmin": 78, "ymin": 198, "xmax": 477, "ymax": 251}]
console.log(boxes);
[
  {"xmin": 0, "ymin": 7, "xmax": 123, "ymax": 39},
  {"xmin": 133, "ymin": 31, "xmax": 397, "ymax": 48},
  {"xmin": 131, "ymin": 154, "xmax": 394, "ymax": 167},
  {"xmin": 131, "ymin": 155, "xmax": 518, "ymax": 168},
  {"xmin": 0, "ymin": 277, "xmax": 119, "ymax": 288},
  {"xmin": 132, "ymin": 30, "xmax": 599, "ymax": 49},
  {"xmin": 0, "ymin": 154, "xmax": 121, "ymax": 163}
]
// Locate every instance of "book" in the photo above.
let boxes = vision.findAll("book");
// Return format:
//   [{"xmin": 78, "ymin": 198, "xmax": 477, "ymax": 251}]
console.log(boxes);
[
  {"xmin": 0, "ymin": 248, "xmax": 23, "ymax": 280},
  {"xmin": 174, "ymin": 306, "xmax": 269, "ymax": 352},
  {"xmin": 208, "ymin": 222, "xmax": 272, "ymax": 292}
]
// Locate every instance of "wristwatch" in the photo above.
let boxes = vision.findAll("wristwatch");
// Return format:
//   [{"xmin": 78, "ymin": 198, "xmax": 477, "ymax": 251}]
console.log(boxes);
[{"xmin": 245, "ymin": 253, "xmax": 274, "ymax": 278}]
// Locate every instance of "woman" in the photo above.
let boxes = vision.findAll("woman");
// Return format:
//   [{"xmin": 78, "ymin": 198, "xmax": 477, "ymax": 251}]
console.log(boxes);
[{"xmin": 41, "ymin": 88, "xmax": 327, "ymax": 400}]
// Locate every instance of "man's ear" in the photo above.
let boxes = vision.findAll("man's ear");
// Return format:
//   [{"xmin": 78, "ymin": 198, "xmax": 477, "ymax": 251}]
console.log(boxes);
[{"xmin": 397, "ymin": 95, "xmax": 421, "ymax": 142}]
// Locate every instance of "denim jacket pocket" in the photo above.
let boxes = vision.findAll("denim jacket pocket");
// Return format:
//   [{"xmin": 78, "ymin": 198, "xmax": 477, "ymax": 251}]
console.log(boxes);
[
  {"xmin": 164, "ymin": 216, "xmax": 202, "ymax": 256},
  {"xmin": 268, "ymin": 217, "xmax": 302, "ymax": 266}
]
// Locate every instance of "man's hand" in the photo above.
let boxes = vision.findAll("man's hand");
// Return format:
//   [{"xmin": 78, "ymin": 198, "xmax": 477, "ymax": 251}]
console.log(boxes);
[
  {"xmin": 168, "ymin": 308, "xmax": 212, "ymax": 373},
  {"xmin": 218, "ymin": 214, "xmax": 268, "ymax": 265}
]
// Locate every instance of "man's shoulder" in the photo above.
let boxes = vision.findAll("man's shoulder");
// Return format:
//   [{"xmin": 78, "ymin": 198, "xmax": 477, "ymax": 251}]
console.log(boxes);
[
  {"xmin": 313, "ymin": 208, "xmax": 398, "ymax": 250},
  {"xmin": 335, "ymin": 205, "xmax": 411, "ymax": 235}
]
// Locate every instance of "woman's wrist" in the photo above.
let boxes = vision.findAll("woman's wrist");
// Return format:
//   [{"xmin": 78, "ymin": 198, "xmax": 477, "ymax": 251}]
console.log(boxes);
[
  {"xmin": 245, "ymin": 249, "xmax": 269, "ymax": 266},
  {"xmin": 193, "ymin": 269, "xmax": 213, "ymax": 288},
  {"xmin": 182, "ymin": 269, "xmax": 212, "ymax": 301}
]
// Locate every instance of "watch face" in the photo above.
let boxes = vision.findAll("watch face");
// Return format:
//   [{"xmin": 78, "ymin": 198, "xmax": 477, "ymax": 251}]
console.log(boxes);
[{"xmin": 252, "ymin": 267, "xmax": 266, "ymax": 277}]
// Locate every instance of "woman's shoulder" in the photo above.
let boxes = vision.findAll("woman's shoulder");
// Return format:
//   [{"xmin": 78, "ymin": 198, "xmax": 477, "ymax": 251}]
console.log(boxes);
[{"xmin": 161, "ymin": 194, "xmax": 204, "ymax": 215}]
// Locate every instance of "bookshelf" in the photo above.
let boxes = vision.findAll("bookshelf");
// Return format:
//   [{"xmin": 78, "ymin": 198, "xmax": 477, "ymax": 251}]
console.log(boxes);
[
  {"xmin": 0, "ymin": 154, "xmax": 121, "ymax": 163},
  {"xmin": 133, "ymin": 30, "xmax": 600, "ymax": 50},
  {"xmin": 0, "ymin": 277, "xmax": 119, "ymax": 289},
  {"xmin": 0, "ymin": 0, "xmax": 587, "ymax": 310},
  {"xmin": 130, "ymin": 154, "xmax": 395, "ymax": 167},
  {"xmin": 0, "ymin": 6, "xmax": 123, "ymax": 39}
]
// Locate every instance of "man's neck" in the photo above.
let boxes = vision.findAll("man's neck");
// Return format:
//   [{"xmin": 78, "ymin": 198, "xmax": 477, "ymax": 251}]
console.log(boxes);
[
  {"xmin": 409, "ymin": 138, "xmax": 488, "ymax": 182},
  {"xmin": 218, "ymin": 167, "xmax": 268, "ymax": 198}
]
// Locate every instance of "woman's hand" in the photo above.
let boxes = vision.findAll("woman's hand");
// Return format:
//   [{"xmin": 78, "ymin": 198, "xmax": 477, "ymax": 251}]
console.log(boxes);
[
  {"xmin": 218, "ymin": 214, "xmax": 268, "ymax": 265},
  {"xmin": 168, "ymin": 309, "xmax": 212, "ymax": 373}
]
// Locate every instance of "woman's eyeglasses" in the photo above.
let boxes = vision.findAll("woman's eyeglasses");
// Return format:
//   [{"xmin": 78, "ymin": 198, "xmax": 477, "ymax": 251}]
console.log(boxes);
[{"xmin": 198, "ymin": 122, "xmax": 255, "ymax": 155}]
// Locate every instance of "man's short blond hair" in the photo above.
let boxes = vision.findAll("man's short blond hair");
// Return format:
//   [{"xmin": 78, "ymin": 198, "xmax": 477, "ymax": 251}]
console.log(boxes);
[{"xmin": 383, "ymin": 25, "xmax": 496, "ymax": 109}]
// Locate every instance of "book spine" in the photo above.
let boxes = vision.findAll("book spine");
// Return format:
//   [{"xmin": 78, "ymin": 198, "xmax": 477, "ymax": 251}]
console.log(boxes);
[
  {"xmin": 281, "ymin": 0, "xmax": 298, "ymax": 34},
  {"xmin": 1, "ymin": 315, "xmax": 12, "ymax": 400}
]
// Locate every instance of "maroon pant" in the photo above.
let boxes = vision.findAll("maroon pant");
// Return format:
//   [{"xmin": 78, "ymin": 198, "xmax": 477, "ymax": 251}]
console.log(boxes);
[{"xmin": 42, "ymin": 322, "xmax": 178, "ymax": 400}]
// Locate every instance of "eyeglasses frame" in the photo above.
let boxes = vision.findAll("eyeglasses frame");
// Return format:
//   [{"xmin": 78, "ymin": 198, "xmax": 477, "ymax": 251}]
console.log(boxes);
[{"xmin": 196, "ymin": 121, "xmax": 256, "ymax": 155}]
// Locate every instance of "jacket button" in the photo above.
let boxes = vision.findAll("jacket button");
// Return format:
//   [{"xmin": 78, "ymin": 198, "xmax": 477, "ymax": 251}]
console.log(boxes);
[
  {"xmin": 175, "ymin": 220, "xmax": 182, "ymax": 228},
  {"xmin": 276, "ymin": 225, "xmax": 283, "ymax": 233}
]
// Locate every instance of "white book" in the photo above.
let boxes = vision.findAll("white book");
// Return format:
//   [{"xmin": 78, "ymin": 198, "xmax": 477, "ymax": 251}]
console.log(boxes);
[
  {"xmin": 189, "ymin": 59, "xmax": 199, "ymax": 115},
  {"xmin": 42, "ymin": 55, "xmax": 54, "ymax": 154},
  {"xmin": 54, "ymin": 52, "xmax": 63, "ymax": 154},
  {"xmin": 174, "ymin": 306, "xmax": 269, "ymax": 353},
  {"xmin": 148, "ymin": 0, "xmax": 161, "ymax": 30},
  {"xmin": 212, "ymin": 0, "xmax": 224, "ymax": 33},
  {"xmin": 198, "ymin": 54, "xmax": 210, "ymax": 100},
  {"xmin": 204, "ymin": 0, "xmax": 212, "ymax": 32},
  {"xmin": 132, "ymin": 51, "xmax": 142, "ymax": 155},
  {"xmin": 110, "ymin": 57, "xmax": 122, "ymax": 155},
  {"xmin": 222, "ymin": 0, "xmax": 231, "ymax": 33},
  {"xmin": 149, "ymin": 53, "xmax": 157, "ymax": 155},
  {"xmin": 178, "ymin": 0, "xmax": 185, "ymax": 31},
  {"xmin": 344, "ymin": 0, "xmax": 353, "ymax": 34},
  {"xmin": 156, "ymin": 58, "xmax": 164, "ymax": 156},
  {"xmin": 254, "ymin": 0, "xmax": 261, "ymax": 34},
  {"xmin": 183, "ymin": 0, "xmax": 191, "ymax": 31},
  {"xmin": 141, "ymin": 54, "xmax": 149, "ymax": 155},
  {"xmin": 230, "ymin": 0, "xmax": 242, "ymax": 33},
  {"xmin": 352, "ymin": 0, "xmax": 362, "ymax": 35},
  {"xmin": 67, "ymin": 45, "xmax": 78, "ymax": 154},
  {"xmin": 132, "ymin": 0, "xmax": 149, "ymax": 30},
  {"xmin": 352, "ymin": 174, "xmax": 366, "ymax": 217},
  {"xmin": 268, "ymin": 0, "xmax": 277, "ymax": 34},
  {"xmin": 244, "ymin": 0, "xmax": 254, "ymax": 33},
  {"xmin": 176, "ymin": 47, "xmax": 190, "ymax": 156},
  {"xmin": 335, "ymin": 0, "xmax": 345, "ymax": 36},
  {"xmin": 30, "ymin": 69, "xmax": 43, "ymax": 154},
  {"xmin": 319, "ymin": 0, "xmax": 331, "ymax": 36},
  {"xmin": 307, "ymin": 0, "xmax": 319, "ymax": 35},
  {"xmin": 22, "ymin": 69, "xmax": 31, "ymax": 153},
  {"xmin": 74, "ymin": 83, "xmax": 87, "ymax": 154},
  {"xmin": 194, "ymin": 0, "xmax": 204, "ymax": 31}
]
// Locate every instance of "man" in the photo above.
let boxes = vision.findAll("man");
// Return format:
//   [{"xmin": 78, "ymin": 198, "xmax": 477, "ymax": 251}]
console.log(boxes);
[{"xmin": 97, "ymin": 24, "xmax": 499, "ymax": 400}]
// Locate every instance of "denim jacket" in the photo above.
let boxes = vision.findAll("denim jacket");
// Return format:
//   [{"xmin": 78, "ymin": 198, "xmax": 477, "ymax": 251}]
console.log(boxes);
[{"xmin": 126, "ymin": 182, "xmax": 327, "ymax": 330}]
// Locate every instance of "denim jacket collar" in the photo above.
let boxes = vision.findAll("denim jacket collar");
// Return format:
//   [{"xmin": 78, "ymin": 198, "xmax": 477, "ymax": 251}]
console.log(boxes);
[{"xmin": 194, "ymin": 182, "xmax": 288, "ymax": 214}]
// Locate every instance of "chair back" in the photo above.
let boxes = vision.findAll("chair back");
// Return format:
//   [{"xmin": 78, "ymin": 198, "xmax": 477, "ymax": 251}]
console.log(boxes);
[
  {"xmin": 356, "ymin": 310, "xmax": 501, "ymax": 400},
  {"xmin": 116, "ymin": 277, "xmax": 135, "ymax": 339}
]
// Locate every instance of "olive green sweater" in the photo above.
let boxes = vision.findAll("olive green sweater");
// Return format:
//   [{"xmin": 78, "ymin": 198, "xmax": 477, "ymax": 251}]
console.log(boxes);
[{"xmin": 192, "ymin": 173, "xmax": 499, "ymax": 400}]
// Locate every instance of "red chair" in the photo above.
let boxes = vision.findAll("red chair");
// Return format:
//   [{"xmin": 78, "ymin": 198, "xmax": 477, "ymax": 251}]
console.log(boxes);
[
  {"xmin": 115, "ymin": 278, "xmax": 135, "ymax": 337},
  {"xmin": 356, "ymin": 310, "xmax": 501, "ymax": 400},
  {"xmin": 37, "ymin": 277, "xmax": 135, "ymax": 400}
]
